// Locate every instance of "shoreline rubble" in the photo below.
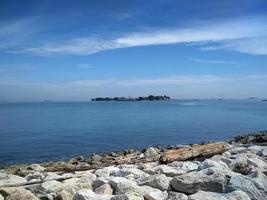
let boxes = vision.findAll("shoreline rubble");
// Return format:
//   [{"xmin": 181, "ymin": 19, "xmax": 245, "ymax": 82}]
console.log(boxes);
[{"xmin": 0, "ymin": 132, "xmax": 266, "ymax": 200}]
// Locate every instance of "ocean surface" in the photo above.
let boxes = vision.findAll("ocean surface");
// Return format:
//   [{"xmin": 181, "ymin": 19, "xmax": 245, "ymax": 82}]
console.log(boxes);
[{"xmin": 0, "ymin": 99, "xmax": 267, "ymax": 166}]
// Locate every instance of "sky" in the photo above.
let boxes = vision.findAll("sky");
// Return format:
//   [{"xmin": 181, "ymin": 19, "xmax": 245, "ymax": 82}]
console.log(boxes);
[{"xmin": 0, "ymin": 0, "xmax": 267, "ymax": 101}]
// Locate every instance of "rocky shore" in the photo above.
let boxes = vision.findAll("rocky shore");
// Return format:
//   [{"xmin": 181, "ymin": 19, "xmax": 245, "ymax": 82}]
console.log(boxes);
[{"xmin": 0, "ymin": 132, "xmax": 266, "ymax": 200}]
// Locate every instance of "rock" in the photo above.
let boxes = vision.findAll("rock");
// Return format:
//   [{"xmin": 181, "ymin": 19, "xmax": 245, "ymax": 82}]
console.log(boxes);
[
  {"xmin": 247, "ymin": 157, "xmax": 267, "ymax": 173},
  {"xmin": 0, "ymin": 194, "xmax": 3, "ymax": 200},
  {"xmin": 92, "ymin": 178, "xmax": 109, "ymax": 190},
  {"xmin": 95, "ymin": 183, "xmax": 113, "ymax": 195},
  {"xmin": 111, "ymin": 192, "xmax": 144, "ymax": 200},
  {"xmin": 232, "ymin": 163, "xmax": 252, "ymax": 175},
  {"xmin": 72, "ymin": 189, "xmax": 112, "ymax": 200},
  {"xmin": 25, "ymin": 171, "xmax": 45, "ymax": 182},
  {"xmin": 167, "ymin": 191, "xmax": 188, "ymax": 200},
  {"xmin": 0, "ymin": 187, "xmax": 38, "ymax": 200},
  {"xmin": 161, "ymin": 142, "xmax": 230, "ymax": 163},
  {"xmin": 111, "ymin": 168, "xmax": 149, "ymax": 180},
  {"xmin": 198, "ymin": 159, "xmax": 230, "ymax": 171},
  {"xmin": 188, "ymin": 190, "xmax": 250, "ymax": 200},
  {"xmin": 108, "ymin": 177, "xmax": 138, "ymax": 194},
  {"xmin": 144, "ymin": 147, "xmax": 161, "ymax": 161},
  {"xmin": 28, "ymin": 164, "xmax": 45, "ymax": 171},
  {"xmin": 226, "ymin": 172, "xmax": 266, "ymax": 200},
  {"xmin": 41, "ymin": 180, "xmax": 64, "ymax": 193},
  {"xmin": 170, "ymin": 170, "xmax": 229, "ymax": 194},
  {"xmin": 148, "ymin": 165, "xmax": 185, "ymax": 177},
  {"xmin": 144, "ymin": 190, "xmax": 168, "ymax": 200},
  {"xmin": 57, "ymin": 177, "xmax": 92, "ymax": 200},
  {"xmin": 180, "ymin": 162, "xmax": 199, "ymax": 172},
  {"xmin": 0, "ymin": 173, "xmax": 27, "ymax": 187},
  {"xmin": 138, "ymin": 174, "xmax": 170, "ymax": 191},
  {"xmin": 95, "ymin": 166, "xmax": 119, "ymax": 178},
  {"xmin": 92, "ymin": 154, "xmax": 103, "ymax": 162}
]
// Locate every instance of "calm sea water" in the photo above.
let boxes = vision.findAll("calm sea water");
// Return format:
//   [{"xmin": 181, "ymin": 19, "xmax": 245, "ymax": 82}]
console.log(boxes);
[{"xmin": 0, "ymin": 99, "xmax": 267, "ymax": 166}]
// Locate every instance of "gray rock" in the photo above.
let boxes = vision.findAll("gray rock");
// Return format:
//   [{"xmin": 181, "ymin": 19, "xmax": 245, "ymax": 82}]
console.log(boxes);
[
  {"xmin": 0, "ymin": 194, "xmax": 3, "ymax": 200},
  {"xmin": 188, "ymin": 190, "xmax": 250, "ymax": 200},
  {"xmin": 111, "ymin": 168, "xmax": 149, "ymax": 180},
  {"xmin": 138, "ymin": 174, "xmax": 170, "ymax": 191},
  {"xmin": 95, "ymin": 166, "xmax": 120, "ymax": 178},
  {"xmin": 167, "ymin": 191, "xmax": 188, "ymax": 200},
  {"xmin": 0, "ymin": 187, "xmax": 38, "ymax": 200},
  {"xmin": 72, "ymin": 189, "xmax": 112, "ymax": 200},
  {"xmin": 41, "ymin": 180, "xmax": 64, "ymax": 193},
  {"xmin": 0, "ymin": 173, "xmax": 27, "ymax": 187},
  {"xmin": 226, "ymin": 172, "xmax": 266, "ymax": 200},
  {"xmin": 28, "ymin": 164, "xmax": 45, "ymax": 171},
  {"xmin": 170, "ymin": 170, "xmax": 229, "ymax": 194},
  {"xmin": 111, "ymin": 192, "xmax": 144, "ymax": 200},
  {"xmin": 144, "ymin": 147, "xmax": 160, "ymax": 161},
  {"xmin": 144, "ymin": 190, "xmax": 168, "ymax": 200},
  {"xmin": 95, "ymin": 183, "xmax": 113, "ymax": 195},
  {"xmin": 147, "ymin": 165, "xmax": 185, "ymax": 177},
  {"xmin": 108, "ymin": 177, "xmax": 138, "ymax": 195}
]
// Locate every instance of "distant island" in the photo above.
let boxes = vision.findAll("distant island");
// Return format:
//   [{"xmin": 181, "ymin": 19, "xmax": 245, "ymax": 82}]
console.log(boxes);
[{"xmin": 91, "ymin": 95, "xmax": 171, "ymax": 101}]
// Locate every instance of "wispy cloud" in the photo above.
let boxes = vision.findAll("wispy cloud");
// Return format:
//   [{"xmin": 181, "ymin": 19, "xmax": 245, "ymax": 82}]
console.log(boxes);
[
  {"xmin": 0, "ymin": 16, "xmax": 267, "ymax": 55},
  {"xmin": 190, "ymin": 58, "xmax": 237, "ymax": 65},
  {"xmin": 62, "ymin": 75, "xmax": 267, "ymax": 88},
  {"xmin": 4, "ymin": 16, "xmax": 266, "ymax": 56}
]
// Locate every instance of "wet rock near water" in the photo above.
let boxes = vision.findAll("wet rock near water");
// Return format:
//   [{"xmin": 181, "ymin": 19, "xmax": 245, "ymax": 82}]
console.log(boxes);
[{"xmin": 0, "ymin": 132, "xmax": 266, "ymax": 199}]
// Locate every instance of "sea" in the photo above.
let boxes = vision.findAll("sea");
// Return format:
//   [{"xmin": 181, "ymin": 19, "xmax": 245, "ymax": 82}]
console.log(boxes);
[{"xmin": 0, "ymin": 99, "xmax": 267, "ymax": 166}]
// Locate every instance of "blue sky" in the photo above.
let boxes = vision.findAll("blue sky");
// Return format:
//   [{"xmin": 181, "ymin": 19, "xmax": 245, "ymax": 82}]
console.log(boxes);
[{"xmin": 0, "ymin": 0, "xmax": 267, "ymax": 101}]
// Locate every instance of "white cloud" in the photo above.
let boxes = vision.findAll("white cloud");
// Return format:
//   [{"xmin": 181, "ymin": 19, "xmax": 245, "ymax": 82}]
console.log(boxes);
[
  {"xmin": 190, "ymin": 58, "xmax": 237, "ymax": 65},
  {"xmin": 13, "ymin": 16, "xmax": 267, "ymax": 56},
  {"xmin": 201, "ymin": 37, "xmax": 267, "ymax": 55}
]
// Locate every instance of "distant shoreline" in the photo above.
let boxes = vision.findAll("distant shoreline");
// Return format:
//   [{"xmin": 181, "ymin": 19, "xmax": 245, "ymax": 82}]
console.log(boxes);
[{"xmin": 91, "ymin": 95, "xmax": 171, "ymax": 101}]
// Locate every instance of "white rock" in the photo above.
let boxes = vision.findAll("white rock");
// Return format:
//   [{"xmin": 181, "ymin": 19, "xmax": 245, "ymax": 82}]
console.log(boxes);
[
  {"xmin": 226, "ymin": 172, "xmax": 266, "ymax": 200},
  {"xmin": 29, "ymin": 164, "xmax": 45, "ymax": 171},
  {"xmin": 0, "ymin": 194, "xmax": 3, "ymax": 200},
  {"xmin": 198, "ymin": 159, "xmax": 230, "ymax": 171},
  {"xmin": 0, "ymin": 173, "xmax": 27, "ymax": 187},
  {"xmin": 147, "ymin": 165, "xmax": 185, "ymax": 177},
  {"xmin": 72, "ymin": 189, "xmax": 112, "ymax": 200},
  {"xmin": 95, "ymin": 183, "xmax": 113, "ymax": 195},
  {"xmin": 170, "ymin": 169, "xmax": 228, "ymax": 194},
  {"xmin": 144, "ymin": 147, "xmax": 160, "ymax": 161},
  {"xmin": 138, "ymin": 174, "xmax": 170, "ymax": 191},
  {"xmin": 111, "ymin": 168, "xmax": 149, "ymax": 180},
  {"xmin": 95, "ymin": 166, "xmax": 120, "ymax": 178},
  {"xmin": 181, "ymin": 162, "xmax": 199, "ymax": 172},
  {"xmin": 247, "ymin": 157, "xmax": 267, "ymax": 172},
  {"xmin": 41, "ymin": 180, "xmax": 64, "ymax": 193},
  {"xmin": 167, "ymin": 191, "xmax": 188, "ymax": 200},
  {"xmin": 144, "ymin": 190, "xmax": 168, "ymax": 200},
  {"xmin": 0, "ymin": 187, "xmax": 38, "ymax": 200},
  {"xmin": 108, "ymin": 177, "xmax": 138, "ymax": 195},
  {"xmin": 188, "ymin": 190, "xmax": 250, "ymax": 200},
  {"xmin": 111, "ymin": 192, "xmax": 144, "ymax": 200}
]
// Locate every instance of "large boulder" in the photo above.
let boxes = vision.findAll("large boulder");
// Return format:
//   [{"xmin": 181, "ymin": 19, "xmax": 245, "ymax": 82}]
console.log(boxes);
[
  {"xmin": 108, "ymin": 177, "xmax": 138, "ymax": 195},
  {"xmin": 188, "ymin": 190, "xmax": 250, "ymax": 200},
  {"xmin": 144, "ymin": 190, "xmax": 168, "ymax": 200},
  {"xmin": 144, "ymin": 147, "xmax": 161, "ymax": 161},
  {"xmin": 226, "ymin": 172, "xmax": 266, "ymax": 200},
  {"xmin": 0, "ymin": 187, "xmax": 38, "ymax": 200},
  {"xmin": 170, "ymin": 169, "xmax": 229, "ymax": 194},
  {"xmin": 41, "ymin": 180, "xmax": 64, "ymax": 193},
  {"xmin": 0, "ymin": 173, "xmax": 27, "ymax": 187},
  {"xmin": 138, "ymin": 174, "xmax": 170, "ymax": 191},
  {"xmin": 167, "ymin": 191, "xmax": 188, "ymax": 200},
  {"xmin": 72, "ymin": 189, "xmax": 112, "ymax": 200},
  {"xmin": 95, "ymin": 183, "xmax": 113, "ymax": 195}
]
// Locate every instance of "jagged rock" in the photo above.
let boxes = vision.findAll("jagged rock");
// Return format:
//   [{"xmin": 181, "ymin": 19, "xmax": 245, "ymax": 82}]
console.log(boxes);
[
  {"xmin": 72, "ymin": 189, "xmax": 112, "ymax": 200},
  {"xmin": 111, "ymin": 168, "xmax": 149, "ymax": 180},
  {"xmin": 147, "ymin": 165, "xmax": 185, "ymax": 177},
  {"xmin": 41, "ymin": 180, "xmax": 64, "ymax": 193},
  {"xmin": 95, "ymin": 183, "xmax": 113, "ymax": 195},
  {"xmin": 25, "ymin": 171, "xmax": 45, "ymax": 182},
  {"xmin": 247, "ymin": 157, "xmax": 267, "ymax": 173},
  {"xmin": 138, "ymin": 174, "xmax": 170, "ymax": 191},
  {"xmin": 111, "ymin": 192, "xmax": 144, "ymax": 200},
  {"xmin": 95, "ymin": 166, "xmax": 119, "ymax": 178},
  {"xmin": 0, "ymin": 173, "xmax": 27, "ymax": 187},
  {"xmin": 161, "ymin": 142, "xmax": 230, "ymax": 163},
  {"xmin": 170, "ymin": 169, "xmax": 229, "ymax": 194},
  {"xmin": 108, "ymin": 177, "xmax": 138, "ymax": 194},
  {"xmin": 188, "ymin": 190, "xmax": 250, "ymax": 200},
  {"xmin": 144, "ymin": 190, "xmax": 168, "ymax": 200},
  {"xmin": 0, "ymin": 187, "xmax": 38, "ymax": 200},
  {"xmin": 226, "ymin": 172, "xmax": 266, "ymax": 200},
  {"xmin": 167, "ymin": 191, "xmax": 188, "ymax": 200},
  {"xmin": 144, "ymin": 147, "xmax": 161, "ymax": 161},
  {"xmin": 28, "ymin": 164, "xmax": 45, "ymax": 172}
]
